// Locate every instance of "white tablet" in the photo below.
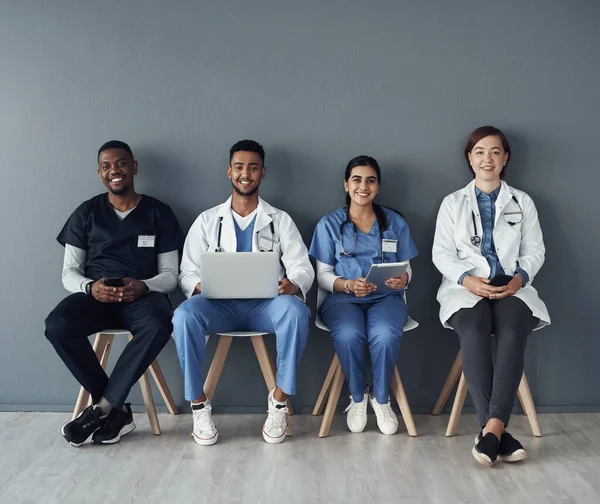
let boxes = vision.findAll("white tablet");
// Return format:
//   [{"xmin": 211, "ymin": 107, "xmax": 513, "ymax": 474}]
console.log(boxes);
[{"xmin": 364, "ymin": 261, "xmax": 409, "ymax": 292}]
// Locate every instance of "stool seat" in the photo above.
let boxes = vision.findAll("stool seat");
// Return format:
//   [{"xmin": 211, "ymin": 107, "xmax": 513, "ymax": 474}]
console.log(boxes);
[
  {"xmin": 216, "ymin": 331, "xmax": 269, "ymax": 337},
  {"xmin": 72, "ymin": 330, "xmax": 178, "ymax": 436}
]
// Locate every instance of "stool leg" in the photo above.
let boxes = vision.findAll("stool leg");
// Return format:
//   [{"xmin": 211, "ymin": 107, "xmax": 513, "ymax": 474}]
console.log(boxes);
[
  {"xmin": 432, "ymin": 350, "xmax": 463, "ymax": 415},
  {"xmin": 139, "ymin": 370, "xmax": 161, "ymax": 435},
  {"xmin": 446, "ymin": 372, "xmax": 468, "ymax": 437},
  {"xmin": 72, "ymin": 333, "xmax": 114, "ymax": 420},
  {"xmin": 312, "ymin": 355, "xmax": 339, "ymax": 416},
  {"xmin": 318, "ymin": 362, "xmax": 345, "ymax": 438},
  {"xmin": 250, "ymin": 335, "xmax": 293, "ymax": 436},
  {"xmin": 148, "ymin": 360, "xmax": 178, "ymax": 415},
  {"xmin": 390, "ymin": 366, "xmax": 418, "ymax": 437},
  {"xmin": 203, "ymin": 335, "xmax": 233, "ymax": 400},
  {"xmin": 517, "ymin": 373, "xmax": 542, "ymax": 437},
  {"xmin": 125, "ymin": 333, "xmax": 159, "ymax": 435}
]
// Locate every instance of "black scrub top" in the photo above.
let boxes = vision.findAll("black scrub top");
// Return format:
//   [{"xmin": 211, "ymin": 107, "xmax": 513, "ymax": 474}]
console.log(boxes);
[{"xmin": 57, "ymin": 194, "xmax": 184, "ymax": 281}]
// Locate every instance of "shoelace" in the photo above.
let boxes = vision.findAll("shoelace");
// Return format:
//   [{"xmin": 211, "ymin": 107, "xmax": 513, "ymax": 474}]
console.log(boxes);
[
  {"xmin": 265, "ymin": 403, "xmax": 288, "ymax": 430},
  {"xmin": 77, "ymin": 405, "xmax": 104, "ymax": 429},
  {"xmin": 343, "ymin": 400, "xmax": 364, "ymax": 421},
  {"xmin": 373, "ymin": 401, "xmax": 395, "ymax": 422},
  {"xmin": 103, "ymin": 408, "xmax": 128, "ymax": 428},
  {"xmin": 193, "ymin": 404, "xmax": 215, "ymax": 432}
]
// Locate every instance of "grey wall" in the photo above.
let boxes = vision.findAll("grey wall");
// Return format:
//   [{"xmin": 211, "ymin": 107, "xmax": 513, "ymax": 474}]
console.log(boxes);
[{"xmin": 1, "ymin": 0, "xmax": 599, "ymax": 413}]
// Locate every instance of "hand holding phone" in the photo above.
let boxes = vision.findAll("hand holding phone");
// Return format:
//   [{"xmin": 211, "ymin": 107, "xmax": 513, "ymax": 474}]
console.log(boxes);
[
  {"xmin": 103, "ymin": 277, "xmax": 126, "ymax": 287},
  {"xmin": 489, "ymin": 274, "xmax": 513, "ymax": 287}
]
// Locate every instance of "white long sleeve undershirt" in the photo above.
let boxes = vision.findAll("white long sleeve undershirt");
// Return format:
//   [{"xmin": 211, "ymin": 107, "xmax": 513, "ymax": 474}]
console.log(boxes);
[{"xmin": 62, "ymin": 244, "xmax": 179, "ymax": 294}]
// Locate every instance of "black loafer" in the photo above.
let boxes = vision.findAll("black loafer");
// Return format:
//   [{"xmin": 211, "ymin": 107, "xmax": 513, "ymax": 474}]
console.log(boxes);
[
  {"xmin": 498, "ymin": 432, "xmax": 527, "ymax": 462},
  {"xmin": 472, "ymin": 432, "xmax": 500, "ymax": 467}
]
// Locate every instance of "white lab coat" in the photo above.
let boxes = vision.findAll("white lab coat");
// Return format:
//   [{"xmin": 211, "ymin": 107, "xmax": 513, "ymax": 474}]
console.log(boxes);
[
  {"xmin": 179, "ymin": 196, "xmax": 314, "ymax": 299},
  {"xmin": 432, "ymin": 180, "xmax": 550, "ymax": 329}
]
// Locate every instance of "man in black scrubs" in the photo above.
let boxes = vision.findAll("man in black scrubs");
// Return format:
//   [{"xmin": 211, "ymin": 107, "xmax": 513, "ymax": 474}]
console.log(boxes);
[{"xmin": 45, "ymin": 140, "xmax": 184, "ymax": 447}]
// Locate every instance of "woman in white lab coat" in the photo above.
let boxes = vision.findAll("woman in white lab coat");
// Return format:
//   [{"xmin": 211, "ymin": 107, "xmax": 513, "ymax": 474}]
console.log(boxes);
[{"xmin": 432, "ymin": 126, "xmax": 550, "ymax": 467}]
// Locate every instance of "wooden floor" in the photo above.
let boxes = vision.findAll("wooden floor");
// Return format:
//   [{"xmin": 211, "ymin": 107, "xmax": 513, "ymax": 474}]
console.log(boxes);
[{"xmin": 1, "ymin": 412, "xmax": 599, "ymax": 504}]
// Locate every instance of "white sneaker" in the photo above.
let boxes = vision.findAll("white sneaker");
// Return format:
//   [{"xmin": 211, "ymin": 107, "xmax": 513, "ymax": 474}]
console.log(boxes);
[
  {"xmin": 368, "ymin": 394, "xmax": 398, "ymax": 435},
  {"xmin": 262, "ymin": 388, "xmax": 288, "ymax": 444},
  {"xmin": 344, "ymin": 392, "xmax": 368, "ymax": 433},
  {"xmin": 191, "ymin": 399, "xmax": 218, "ymax": 446}
]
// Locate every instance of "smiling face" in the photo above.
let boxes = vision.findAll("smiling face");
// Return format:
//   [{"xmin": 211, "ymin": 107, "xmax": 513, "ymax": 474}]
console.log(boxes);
[
  {"xmin": 344, "ymin": 164, "xmax": 380, "ymax": 208},
  {"xmin": 98, "ymin": 148, "xmax": 137, "ymax": 195},
  {"xmin": 227, "ymin": 150, "xmax": 265, "ymax": 197},
  {"xmin": 467, "ymin": 135, "xmax": 509, "ymax": 183}
]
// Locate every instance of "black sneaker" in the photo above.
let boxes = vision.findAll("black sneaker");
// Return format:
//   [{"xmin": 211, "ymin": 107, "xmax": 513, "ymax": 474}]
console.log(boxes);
[
  {"xmin": 498, "ymin": 432, "xmax": 527, "ymax": 462},
  {"xmin": 472, "ymin": 432, "xmax": 500, "ymax": 467},
  {"xmin": 61, "ymin": 405, "xmax": 107, "ymax": 447},
  {"xmin": 92, "ymin": 403, "xmax": 136, "ymax": 444}
]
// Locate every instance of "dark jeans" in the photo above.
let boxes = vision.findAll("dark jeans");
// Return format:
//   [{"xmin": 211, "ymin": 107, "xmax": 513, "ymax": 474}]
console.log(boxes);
[
  {"xmin": 45, "ymin": 292, "xmax": 172, "ymax": 408},
  {"xmin": 449, "ymin": 296, "xmax": 538, "ymax": 427}
]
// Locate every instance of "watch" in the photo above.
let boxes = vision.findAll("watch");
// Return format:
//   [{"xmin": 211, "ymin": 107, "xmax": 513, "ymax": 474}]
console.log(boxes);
[{"xmin": 85, "ymin": 280, "xmax": 94, "ymax": 296}]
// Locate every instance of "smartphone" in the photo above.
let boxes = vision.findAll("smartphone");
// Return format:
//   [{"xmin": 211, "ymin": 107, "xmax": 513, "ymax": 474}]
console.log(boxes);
[
  {"xmin": 489, "ymin": 274, "xmax": 513, "ymax": 287},
  {"xmin": 103, "ymin": 277, "xmax": 125, "ymax": 287}
]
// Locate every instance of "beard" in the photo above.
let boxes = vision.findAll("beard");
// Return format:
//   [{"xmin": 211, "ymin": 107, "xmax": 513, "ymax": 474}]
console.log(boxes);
[
  {"xmin": 232, "ymin": 179, "xmax": 260, "ymax": 197},
  {"xmin": 108, "ymin": 185, "xmax": 131, "ymax": 196}
]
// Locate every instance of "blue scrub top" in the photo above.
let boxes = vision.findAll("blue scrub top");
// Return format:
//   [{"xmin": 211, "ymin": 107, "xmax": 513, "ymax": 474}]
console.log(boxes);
[
  {"xmin": 309, "ymin": 207, "xmax": 419, "ymax": 308},
  {"xmin": 234, "ymin": 216, "xmax": 256, "ymax": 252},
  {"xmin": 57, "ymin": 193, "xmax": 184, "ymax": 281}
]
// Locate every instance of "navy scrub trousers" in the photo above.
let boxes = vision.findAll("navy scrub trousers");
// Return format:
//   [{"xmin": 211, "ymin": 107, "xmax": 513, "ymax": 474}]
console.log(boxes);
[{"xmin": 45, "ymin": 292, "xmax": 172, "ymax": 408}]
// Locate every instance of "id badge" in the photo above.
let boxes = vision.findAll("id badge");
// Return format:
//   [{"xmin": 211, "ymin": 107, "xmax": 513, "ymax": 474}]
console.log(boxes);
[
  {"xmin": 382, "ymin": 239, "xmax": 397, "ymax": 253},
  {"xmin": 258, "ymin": 235, "xmax": 276, "ymax": 251},
  {"xmin": 138, "ymin": 235, "xmax": 156, "ymax": 247}
]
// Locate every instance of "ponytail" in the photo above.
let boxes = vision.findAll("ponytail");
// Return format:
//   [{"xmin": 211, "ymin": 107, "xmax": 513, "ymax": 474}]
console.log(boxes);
[{"xmin": 373, "ymin": 203, "xmax": 388, "ymax": 231}]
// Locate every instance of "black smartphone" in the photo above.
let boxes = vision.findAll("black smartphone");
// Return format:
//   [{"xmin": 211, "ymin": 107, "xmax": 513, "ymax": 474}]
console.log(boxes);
[
  {"xmin": 489, "ymin": 274, "xmax": 513, "ymax": 287},
  {"xmin": 103, "ymin": 277, "xmax": 125, "ymax": 287}
]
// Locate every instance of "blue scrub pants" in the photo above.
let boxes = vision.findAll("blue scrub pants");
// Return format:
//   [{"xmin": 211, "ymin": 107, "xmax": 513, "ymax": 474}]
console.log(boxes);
[
  {"xmin": 321, "ymin": 294, "xmax": 407, "ymax": 404},
  {"xmin": 172, "ymin": 294, "xmax": 310, "ymax": 401}
]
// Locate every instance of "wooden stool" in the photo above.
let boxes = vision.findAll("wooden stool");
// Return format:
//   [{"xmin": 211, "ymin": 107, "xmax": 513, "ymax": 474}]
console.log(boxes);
[
  {"xmin": 312, "ymin": 355, "xmax": 418, "ymax": 438},
  {"xmin": 432, "ymin": 349, "xmax": 542, "ymax": 437},
  {"xmin": 72, "ymin": 330, "xmax": 179, "ymax": 435},
  {"xmin": 311, "ymin": 287, "xmax": 418, "ymax": 438},
  {"xmin": 202, "ymin": 332, "xmax": 294, "ymax": 436}
]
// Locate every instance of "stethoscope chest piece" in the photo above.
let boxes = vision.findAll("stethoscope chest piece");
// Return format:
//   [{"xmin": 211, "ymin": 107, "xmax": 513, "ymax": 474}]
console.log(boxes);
[{"xmin": 470, "ymin": 235, "xmax": 481, "ymax": 246}]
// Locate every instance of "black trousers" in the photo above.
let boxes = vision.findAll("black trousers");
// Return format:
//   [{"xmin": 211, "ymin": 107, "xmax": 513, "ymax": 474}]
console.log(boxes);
[
  {"xmin": 449, "ymin": 296, "xmax": 538, "ymax": 428},
  {"xmin": 45, "ymin": 292, "xmax": 172, "ymax": 408}
]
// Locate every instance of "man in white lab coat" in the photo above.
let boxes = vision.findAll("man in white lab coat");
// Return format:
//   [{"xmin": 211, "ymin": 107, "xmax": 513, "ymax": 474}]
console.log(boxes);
[{"xmin": 173, "ymin": 139, "xmax": 314, "ymax": 446}]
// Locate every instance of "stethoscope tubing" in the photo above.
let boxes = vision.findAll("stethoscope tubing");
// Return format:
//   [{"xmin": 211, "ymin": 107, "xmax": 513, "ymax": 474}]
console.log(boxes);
[
  {"xmin": 339, "ymin": 208, "xmax": 385, "ymax": 264},
  {"xmin": 470, "ymin": 195, "xmax": 523, "ymax": 247},
  {"xmin": 214, "ymin": 216, "xmax": 276, "ymax": 252}
]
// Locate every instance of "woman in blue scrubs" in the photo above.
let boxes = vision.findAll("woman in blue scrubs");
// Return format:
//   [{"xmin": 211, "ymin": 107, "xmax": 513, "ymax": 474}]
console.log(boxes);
[{"xmin": 309, "ymin": 155, "xmax": 418, "ymax": 435}]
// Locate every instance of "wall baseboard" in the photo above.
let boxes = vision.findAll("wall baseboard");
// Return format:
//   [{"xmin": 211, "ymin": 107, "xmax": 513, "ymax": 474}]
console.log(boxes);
[{"xmin": 2, "ymin": 404, "xmax": 600, "ymax": 414}]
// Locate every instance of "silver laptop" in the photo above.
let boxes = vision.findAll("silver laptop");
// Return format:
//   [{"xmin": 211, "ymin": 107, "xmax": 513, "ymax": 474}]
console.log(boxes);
[{"xmin": 199, "ymin": 252, "xmax": 280, "ymax": 299}]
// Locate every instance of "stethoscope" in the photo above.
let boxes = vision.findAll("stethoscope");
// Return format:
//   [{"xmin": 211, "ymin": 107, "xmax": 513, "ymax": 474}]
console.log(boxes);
[
  {"xmin": 339, "ymin": 208, "xmax": 385, "ymax": 264},
  {"xmin": 470, "ymin": 195, "xmax": 524, "ymax": 247},
  {"xmin": 214, "ymin": 216, "xmax": 276, "ymax": 252}
]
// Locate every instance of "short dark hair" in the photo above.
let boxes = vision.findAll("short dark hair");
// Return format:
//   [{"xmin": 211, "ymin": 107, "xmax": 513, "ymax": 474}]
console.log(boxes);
[
  {"xmin": 464, "ymin": 126, "xmax": 511, "ymax": 179},
  {"xmin": 229, "ymin": 139, "xmax": 265, "ymax": 165},
  {"xmin": 98, "ymin": 140, "xmax": 134, "ymax": 162}
]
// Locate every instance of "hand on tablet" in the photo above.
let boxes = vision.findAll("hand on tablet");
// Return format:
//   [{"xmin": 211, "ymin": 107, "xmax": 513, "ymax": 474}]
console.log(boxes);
[
  {"xmin": 385, "ymin": 272, "xmax": 408, "ymax": 290},
  {"xmin": 351, "ymin": 278, "xmax": 377, "ymax": 297}
]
